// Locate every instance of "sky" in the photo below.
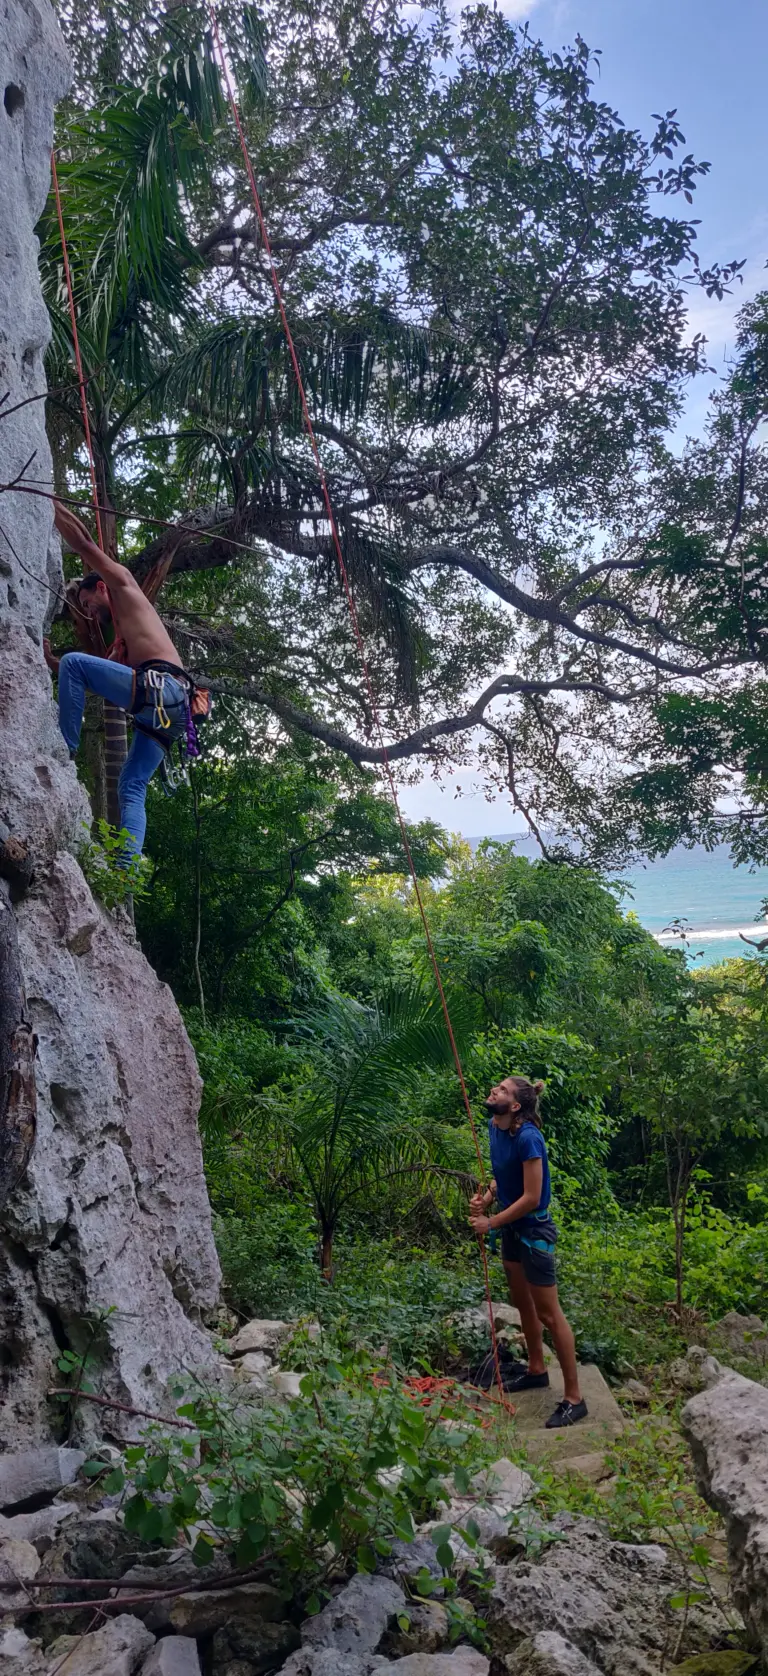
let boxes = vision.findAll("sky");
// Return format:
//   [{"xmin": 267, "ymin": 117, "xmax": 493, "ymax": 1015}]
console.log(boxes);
[{"xmin": 398, "ymin": 0, "xmax": 768, "ymax": 837}]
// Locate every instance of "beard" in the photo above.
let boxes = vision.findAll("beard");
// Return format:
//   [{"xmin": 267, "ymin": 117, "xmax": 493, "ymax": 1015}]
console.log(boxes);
[{"xmin": 485, "ymin": 1099, "xmax": 509, "ymax": 1116}]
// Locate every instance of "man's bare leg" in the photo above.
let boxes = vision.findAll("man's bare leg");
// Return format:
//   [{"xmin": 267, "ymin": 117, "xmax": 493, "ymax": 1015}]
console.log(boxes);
[
  {"xmin": 529, "ymin": 1281, "xmax": 581, "ymax": 1404},
  {"xmin": 503, "ymin": 1259, "xmax": 547, "ymax": 1376}
]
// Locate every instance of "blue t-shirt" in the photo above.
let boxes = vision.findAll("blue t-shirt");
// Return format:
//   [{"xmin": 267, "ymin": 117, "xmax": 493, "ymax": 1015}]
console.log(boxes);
[{"xmin": 488, "ymin": 1119, "xmax": 551, "ymax": 1232}]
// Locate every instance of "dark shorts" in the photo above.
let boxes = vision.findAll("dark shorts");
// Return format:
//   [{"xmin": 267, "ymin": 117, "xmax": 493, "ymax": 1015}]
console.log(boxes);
[{"xmin": 501, "ymin": 1225, "xmax": 557, "ymax": 1287}]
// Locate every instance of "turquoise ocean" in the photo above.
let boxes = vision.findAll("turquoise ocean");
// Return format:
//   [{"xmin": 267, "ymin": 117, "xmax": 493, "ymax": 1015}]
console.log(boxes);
[{"xmin": 472, "ymin": 836, "xmax": 768, "ymax": 968}]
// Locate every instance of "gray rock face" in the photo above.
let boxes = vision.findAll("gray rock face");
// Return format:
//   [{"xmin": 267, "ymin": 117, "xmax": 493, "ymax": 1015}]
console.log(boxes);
[
  {"xmin": 682, "ymin": 1366, "xmax": 768, "ymax": 1655},
  {"xmin": 302, "ymin": 1574, "xmax": 406, "ymax": 1656},
  {"xmin": 0, "ymin": 0, "xmax": 220, "ymax": 1447},
  {"xmin": 0, "ymin": 1446, "xmax": 84, "ymax": 1510},
  {"xmin": 486, "ymin": 1515, "xmax": 725, "ymax": 1676},
  {"xmin": 505, "ymin": 1632, "xmax": 602, "ymax": 1676},
  {"xmin": 280, "ymin": 1655, "xmax": 382, "ymax": 1676},
  {"xmin": 0, "ymin": 1499, "xmax": 78, "ymax": 1547},
  {"xmin": 46, "ymin": 1614, "xmax": 155, "ymax": 1675},
  {"xmin": 210, "ymin": 1618, "xmax": 301, "ymax": 1670},
  {"xmin": 228, "ymin": 1318, "xmax": 293, "ymax": 1358},
  {"xmin": 168, "ymin": 1579, "xmax": 286, "ymax": 1637},
  {"xmin": 139, "ymin": 1639, "xmax": 202, "ymax": 1676},
  {"xmin": 385, "ymin": 1655, "xmax": 488, "ymax": 1674},
  {"xmin": 280, "ymin": 1652, "xmax": 487, "ymax": 1676}
]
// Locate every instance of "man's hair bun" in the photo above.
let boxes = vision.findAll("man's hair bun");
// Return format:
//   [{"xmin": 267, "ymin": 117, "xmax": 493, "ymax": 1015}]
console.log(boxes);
[{"xmin": 533, "ymin": 1079, "xmax": 545, "ymax": 1095}]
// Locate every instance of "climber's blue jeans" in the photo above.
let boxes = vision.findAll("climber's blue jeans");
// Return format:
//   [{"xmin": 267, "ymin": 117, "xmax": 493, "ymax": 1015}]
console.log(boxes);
[{"xmin": 57, "ymin": 651, "xmax": 166, "ymax": 860}]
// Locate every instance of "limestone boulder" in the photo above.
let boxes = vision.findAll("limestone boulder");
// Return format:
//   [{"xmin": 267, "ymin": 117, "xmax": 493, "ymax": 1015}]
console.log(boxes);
[
  {"xmin": 0, "ymin": 1500, "xmax": 79, "ymax": 1548},
  {"xmin": 279, "ymin": 1655, "xmax": 382, "ymax": 1676},
  {"xmin": 505, "ymin": 1631, "xmax": 602, "ymax": 1676},
  {"xmin": 682, "ymin": 1366, "xmax": 768, "ymax": 1655},
  {"xmin": 0, "ymin": 0, "xmax": 220, "ymax": 1447},
  {"xmin": 668, "ymin": 1346, "xmax": 724, "ymax": 1394},
  {"xmin": 384, "ymin": 1655, "xmax": 488, "ymax": 1674},
  {"xmin": 0, "ymin": 1626, "xmax": 47, "ymax": 1676},
  {"xmin": 46, "ymin": 1614, "xmax": 155, "ymax": 1675},
  {"xmin": 0, "ymin": 1536, "xmax": 40, "ymax": 1606},
  {"xmin": 301, "ymin": 1574, "xmax": 406, "ymax": 1656},
  {"xmin": 167, "ymin": 1579, "xmax": 286, "ymax": 1637},
  {"xmin": 140, "ymin": 1638, "xmax": 202, "ymax": 1676},
  {"xmin": 209, "ymin": 1618, "xmax": 301, "ymax": 1670},
  {"xmin": 712, "ymin": 1312, "xmax": 768, "ymax": 1363},
  {"xmin": 384, "ymin": 1601, "xmax": 449, "ymax": 1658},
  {"xmin": 280, "ymin": 1653, "xmax": 486, "ymax": 1676},
  {"xmin": 0, "ymin": 1447, "xmax": 85, "ymax": 1511},
  {"xmin": 486, "ymin": 1514, "xmax": 726, "ymax": 1675},
  {"xmin": 422, "ymin": 1456, "xmax": 534, "ymax": 1557},
  {"xmin": 227, "ymin": 1319, "xmax": 293, "ymax": 1358}
]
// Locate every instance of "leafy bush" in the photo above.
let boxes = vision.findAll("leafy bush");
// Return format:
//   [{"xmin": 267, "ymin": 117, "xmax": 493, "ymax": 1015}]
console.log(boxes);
[
  {"xmin": 214, "ymin": 1205, "xmax": 321, "ymax": 1321},
  {"xmin": 78, "ymin": 820, "xmax": 150, "ymax": 906},
  {"xmin": 86, "ymin": 1339, "xmax": 489, "ymax": 1602},
  {"xmin": 469, "ymin": 1025, "xmax": 615, "ymax": 1212}
]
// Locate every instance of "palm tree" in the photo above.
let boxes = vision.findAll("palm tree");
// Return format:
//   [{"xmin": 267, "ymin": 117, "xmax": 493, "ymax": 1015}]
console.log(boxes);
[{"xmin": 285, "ymin": 984, "xmax": 475, "ymax": 1279}]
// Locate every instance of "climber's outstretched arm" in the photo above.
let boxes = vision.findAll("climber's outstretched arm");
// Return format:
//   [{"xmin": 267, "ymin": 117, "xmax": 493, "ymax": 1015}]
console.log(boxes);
[{"xmin": 54, "ymin": 500, "xmax": 138, "ymax": 597}]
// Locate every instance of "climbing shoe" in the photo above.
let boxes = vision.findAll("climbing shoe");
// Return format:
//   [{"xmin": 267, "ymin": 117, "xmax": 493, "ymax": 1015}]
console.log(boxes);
[
  {"xmin": 504, "ymin": 1369, "xmax": 550, "ymax": 1391},
  {"xmin": 545, "ymin": 1398, "xmax": 589, "ymax": 1428}
]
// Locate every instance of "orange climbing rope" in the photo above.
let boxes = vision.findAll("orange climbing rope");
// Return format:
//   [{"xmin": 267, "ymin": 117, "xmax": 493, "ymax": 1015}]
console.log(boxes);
[
  {"xmin": 206, "ymin": 8, "xmax": 514, "ymax": 1411},
  {"xmin": 50, "ymin": 152, "xmax": 104, "ymax": 551}
]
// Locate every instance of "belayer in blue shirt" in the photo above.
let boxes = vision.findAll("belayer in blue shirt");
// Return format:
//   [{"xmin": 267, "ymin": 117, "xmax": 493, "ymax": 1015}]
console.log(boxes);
[{"xmin": 468, "ymin": 1075, "xmax": 588, "ymax": 1429}]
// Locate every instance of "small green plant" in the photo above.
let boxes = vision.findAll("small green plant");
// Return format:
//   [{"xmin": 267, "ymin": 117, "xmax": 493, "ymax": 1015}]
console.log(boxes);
[
  {"xmin": 82, "ymin": 1339, "xmax": 489, "ymax": 1600},
  {"xmin": 51, "ymin": 1307, "xmax": 118, "ymax": 1427},
  {"xmin": 78, "ymin": 820, "xmax": 150, "ymax": 907}
]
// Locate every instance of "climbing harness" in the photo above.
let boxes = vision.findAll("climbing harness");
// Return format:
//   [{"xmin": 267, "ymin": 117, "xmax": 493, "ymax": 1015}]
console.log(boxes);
[
  {"xmin": 131, "ymin": 659, "xmax": 211, "ymax": 794},
  {"xmin": 207, "ymin": 7, "xmax": 514, "ymax": 1412}
]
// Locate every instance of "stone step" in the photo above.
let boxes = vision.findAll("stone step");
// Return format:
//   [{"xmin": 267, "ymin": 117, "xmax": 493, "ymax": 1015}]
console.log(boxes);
[{"xmin": 488, "ymin": 1360, "xmax": 624, "ymax": 1463}]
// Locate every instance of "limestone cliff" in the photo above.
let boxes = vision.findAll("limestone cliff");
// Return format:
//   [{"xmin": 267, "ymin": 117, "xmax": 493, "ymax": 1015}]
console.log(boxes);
[{"xmin": 0, "ymin": 0, "xmax": 220, "ymax": 1446}]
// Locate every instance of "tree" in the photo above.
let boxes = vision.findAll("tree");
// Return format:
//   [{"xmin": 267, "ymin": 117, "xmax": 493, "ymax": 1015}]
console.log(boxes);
[
  {"xmin": 35, "ymin": 0, "xmax": 749, "ymax": 862},
  {"xmin": 277, "ymin": 985, "xmax": 474, "ymax": 1277},
  {"xmin": 137, "ymin": 742, "xmax": 448, "ymax": 1016}
]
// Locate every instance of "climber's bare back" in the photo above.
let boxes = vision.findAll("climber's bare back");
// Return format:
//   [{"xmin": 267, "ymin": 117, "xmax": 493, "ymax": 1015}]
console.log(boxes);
[{"xmin": 55, "ymin": 500, "xmax": 180, "ymax": 668}]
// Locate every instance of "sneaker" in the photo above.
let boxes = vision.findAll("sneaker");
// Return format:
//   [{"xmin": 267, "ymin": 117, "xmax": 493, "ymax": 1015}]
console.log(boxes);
[
  {"xmin": 505, "ymin": 1369, "xmax": 550, "ymax": 1391},
  {"xmin": 545, "ymin": 1398, "xmax": 588, "ymax": 1429}
]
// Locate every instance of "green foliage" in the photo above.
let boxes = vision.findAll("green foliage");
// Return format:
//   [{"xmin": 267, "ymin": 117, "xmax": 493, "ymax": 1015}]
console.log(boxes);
[
  {"xmin": 138, "ymin": 753, "xmax": 447, "ymax": 1015},
  {"xmin": 469, "ymin": 1025, "xmax": 613, "ymax": 1211},
  {"xmin": 84, "ymin": 1339, "xmax": 488, "ymax": 1594},
  {"xmin": 78, "ymin": 820, "xmax": 151, "ymax": 907}
]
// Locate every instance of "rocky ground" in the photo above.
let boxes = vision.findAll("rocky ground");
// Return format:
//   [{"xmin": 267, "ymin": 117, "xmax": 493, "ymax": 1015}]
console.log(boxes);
[{"xmin": 0, "ymin": 1315, "xmax": 762, "ymax": 1676}]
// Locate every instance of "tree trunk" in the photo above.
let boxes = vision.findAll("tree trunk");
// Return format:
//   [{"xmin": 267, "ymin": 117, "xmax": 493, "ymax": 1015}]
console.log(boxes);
[
  {"xmin": 320, "ymin": 1226, "xmax": 334, "ymax": 1282},
  {"xmin": 191, "ymin": 772, "xmax": 207, "ymax": 1024},
  {"xmin": 103, "ymin": 701, "xmax": 127, "ymax": 830},
  {"xmin": 81, "ymin": 693, "xmax": 108, "ymax": 826}
]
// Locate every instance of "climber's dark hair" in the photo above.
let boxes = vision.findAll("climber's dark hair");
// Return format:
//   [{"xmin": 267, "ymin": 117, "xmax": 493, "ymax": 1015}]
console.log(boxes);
[
  {"xmin": 77, "ymin": 572, "xmax": 104, "ymax": 596},
  {"xmin": 508, "ymin": 1076, "xmax": 545, "ymax": 1131}
]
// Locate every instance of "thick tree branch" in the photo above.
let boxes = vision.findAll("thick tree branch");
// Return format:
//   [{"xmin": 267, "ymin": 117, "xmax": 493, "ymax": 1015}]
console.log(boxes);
[{"xmin": 205, "ymin": 669, "xmax": 650, "ymax": 767}]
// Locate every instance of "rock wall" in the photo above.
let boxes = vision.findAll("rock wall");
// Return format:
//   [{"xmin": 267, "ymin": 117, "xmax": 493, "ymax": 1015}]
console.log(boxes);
[
  {"xmin": 0, "ymin": 0, "xmax": 220, "ymax": 1446},
  {"xmin": 682, "ymin": 1361, "xmax": 768, "ymax": 1658}
]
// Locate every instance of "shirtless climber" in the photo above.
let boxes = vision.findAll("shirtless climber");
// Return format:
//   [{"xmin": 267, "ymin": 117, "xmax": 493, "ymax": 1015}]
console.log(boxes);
[{"xmin": 43, "ymin": 500, "xmax": 203, "ymax": 861}]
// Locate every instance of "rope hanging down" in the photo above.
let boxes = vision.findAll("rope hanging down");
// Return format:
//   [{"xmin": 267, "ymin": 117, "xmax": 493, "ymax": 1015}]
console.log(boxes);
[{"xmin": 207, "ymin": 7, "xmax": 513, "ymax": 1409}]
